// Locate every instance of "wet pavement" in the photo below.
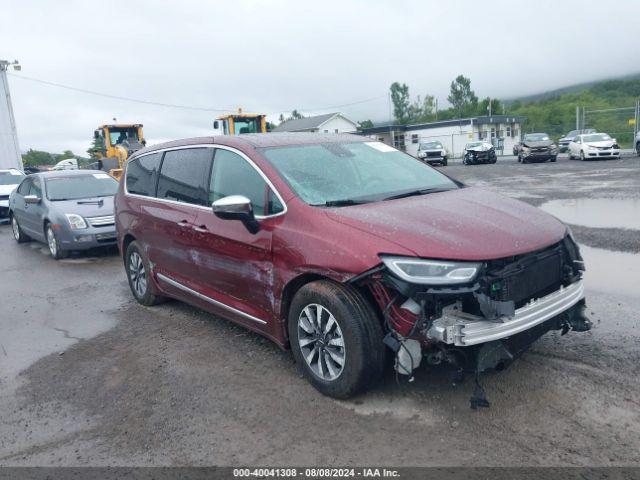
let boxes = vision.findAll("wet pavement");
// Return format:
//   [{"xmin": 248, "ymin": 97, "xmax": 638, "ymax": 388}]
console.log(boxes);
[{"xmin": 0, "ymin": 155, "xmax": 639, "ymax": 466}]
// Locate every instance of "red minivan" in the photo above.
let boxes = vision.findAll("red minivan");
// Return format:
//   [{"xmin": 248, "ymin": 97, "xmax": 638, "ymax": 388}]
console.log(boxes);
[{"xmin": 115, "ymin": 133, "xmax": 590, "ymax": 405}]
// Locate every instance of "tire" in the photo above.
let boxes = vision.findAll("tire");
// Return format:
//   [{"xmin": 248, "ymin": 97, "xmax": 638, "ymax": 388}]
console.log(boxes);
[
  {"xmin": 288, "ymin": 280, "xmax": 385, "ymax": 399},
  {"xmin": 125, "ymin": 240, "xmax": 165, "ymax": 306},
  {"xmin": 580, "ymin": 151, "xmax": 586, "ymax": 161},
  {"xmin": 636, "ymin": 142, "xmax": 640, "ymax": 156},
  {"xmin": 522, "ymin": 156, "xmax": 529, "ymax": 164},
  {"xmin": 45, "ymin": 223, "xmax": 67, "ymax": 260},
  {"xmin": 11, "ymin": 214, "xmax": 31, "ymax": 243},
  {"xmin": 568, "ymin": 152, "xmax": 573, "ymax": 160},
  {"xmin": 550, "ymin": 156, "xmax": 557, "ymax": 162},
  {"xmin": 442, "ymin": 159, "xmax": 448, "ymax": 166}
]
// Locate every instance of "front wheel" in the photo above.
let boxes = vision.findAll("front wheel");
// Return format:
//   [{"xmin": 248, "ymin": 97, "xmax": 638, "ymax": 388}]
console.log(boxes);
[
  {"xmin": 550, "ymin": 156, "xmax": 557, "ymax": 162},
  {"xmin": 636, "ymin": 142, "xmax": 640, "ymax": 156},
  {"xmin": 11, "ymin": 214, "xmax": 31, "ymax": 243},
  {"xmin": 46, "ymin": 224, "xmax": 67, "ymax": 260},
  {"xmin": 580, "ymin": 151, "xmax": 586, "ymax": 161},
  {"xmin": 288, "ymin": 280, "xmax": 385, "ymax": 399}
]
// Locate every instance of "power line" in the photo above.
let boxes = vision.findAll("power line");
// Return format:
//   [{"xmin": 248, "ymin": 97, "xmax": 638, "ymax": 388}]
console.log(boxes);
[{"xmin": 8, "ymin": 72, "xmax": 386, "ymax": 116}]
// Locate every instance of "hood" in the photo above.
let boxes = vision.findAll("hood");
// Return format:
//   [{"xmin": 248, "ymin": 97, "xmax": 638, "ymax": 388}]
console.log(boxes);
[
  {"xmin": 419, "ymin": 148, "xmax": 445, "ymax": 152},
  {"xmin": 585, "ymin": 140, "xmax": 615, "ymax": 148},
  {"xmin": 466, "ymin": 143, "xmax": 493, "ymax": 152},
  {"xmin": 325, "ymin": 187, "xmax": 566, "ymax": 261},
  {"xmin": 0, "ymin": 184, "xmax": 20, "ymax": 196},
  {"xmin": 522, "ymin": 140, "xmax": 553, "ymax": 148},
  {"xmin": 49, "ymin": 195, "xmax": 114, "ymax": 218}
]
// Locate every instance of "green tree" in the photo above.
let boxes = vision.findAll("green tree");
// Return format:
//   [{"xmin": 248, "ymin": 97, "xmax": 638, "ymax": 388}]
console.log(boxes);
[
  {"xmin": 357, "ymin": 119, "xmax": 374, "ymax": 130},
  {"xmin": 390, "ymin": 82, "xmax": 411, "ymax": 124},
  {"xmin": 22, "ymin": 149, "xmax": 55, "ymax": 167},
  {"xmin": 87, "ymin": 135, "xmax": 106, "ymax": 159},
  {"xmin": 409, "ymin": 95, "xmax": 436, "ymax": 123},
  {"xmin": 477, "ymin": 97, "xmax": 504, "ymax": 116},
  {"xmin": 448, "ymin": 75, "xmax": 478, "ymax": 117}
]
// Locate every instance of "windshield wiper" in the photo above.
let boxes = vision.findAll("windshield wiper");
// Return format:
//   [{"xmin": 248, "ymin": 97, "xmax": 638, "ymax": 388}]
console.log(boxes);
[
  {"xmin": 382, "ymin": 187, "xmax": 452, "ymax": 201},
  {"xmin": 77, "ymin": 198, "xmax": 104, "ymax": 205},
  {"xmin": 315, "ymin": 199, "xmax": 369, "ymax": 207}
]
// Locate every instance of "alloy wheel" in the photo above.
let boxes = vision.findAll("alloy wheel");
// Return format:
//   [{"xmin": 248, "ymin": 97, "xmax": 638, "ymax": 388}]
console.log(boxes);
[
  {"xmin": 47, "ymin": 227, "xmax": 58, "ymax": 257},
  {"xmin": 12, "ymin": 217, "xmax": 20, "ymax": 241},
  {"xmin": 129, "ymin": 251, "xmax": 147, "ymax": 298},
  {"xmin": 297, "ymin": 303, "xmax": 346, "ymax": 381}
]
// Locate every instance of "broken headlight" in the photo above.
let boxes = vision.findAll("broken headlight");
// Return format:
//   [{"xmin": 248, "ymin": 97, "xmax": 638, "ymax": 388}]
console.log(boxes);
[{"xmin": 380, "ymin": 255, "xmax": 481, "ymax": 285}]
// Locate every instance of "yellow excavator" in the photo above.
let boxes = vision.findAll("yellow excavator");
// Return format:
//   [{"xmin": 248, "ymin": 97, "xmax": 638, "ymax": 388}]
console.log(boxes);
[
  {"xmin": 213, "ymin": 109, "xmax": 268, "ymax": 135},
  {"xmin": 91, "ymin": 124, "xmax": 146, "ymax": 180}
]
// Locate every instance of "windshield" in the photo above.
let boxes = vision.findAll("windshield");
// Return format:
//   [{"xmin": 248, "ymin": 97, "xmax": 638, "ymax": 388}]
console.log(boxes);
[
  {"xmin": 419, "ymin": 141, "xmax": 443, "ymax": 149},
  {"xmin": 261, "ymin": 141, "xmax": 458, "ymax": 206},
  {"xmin": 524, "ymin": 133, "xmax": 550, "ymax": 142},
  {"xmin": 109, "ymin": 127, "xmax": 139, "ymax": 146},
  {"xmin": 565, "ymin": 130, "xmax": 578, "ymax": 137},
  {"xmin": 46, "ymin": 173, "xmax": 119, "ymax": 201},
  {"xmin": 467, "ymin": 142, "xmax": 484, "ymax": 148},
  {"xmin": 583, "ymin": 134, "xmax": 612, "ymax": 142},
  {"xmin": 0, "ymin": 171, "xmax": 25, "ymax": 186},
  {"xmin": 233, "ymin": 118, "xmax": 260, "ymax": 135}
]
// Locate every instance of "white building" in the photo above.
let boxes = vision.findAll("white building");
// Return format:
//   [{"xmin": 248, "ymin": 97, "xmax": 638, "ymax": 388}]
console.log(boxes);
[
  {"xmin": 359, "ymin": 115, "xmax": 525, "ymax": 157},
  {"xmin": 273, "ymin": 112, "xmax": 357, "ymax": 134}
]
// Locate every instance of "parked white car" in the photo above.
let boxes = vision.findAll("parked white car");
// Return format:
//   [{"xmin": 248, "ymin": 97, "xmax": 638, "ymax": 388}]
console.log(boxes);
[
  {"xmin": 568, "ymin": 133, "xmax": 620, "ymax": 160},
  {"xmin": 636, "ymin": 130, "xmax": 640, "ymax": 156},
  {"xmin": 0, "ymin": 169, "xmax": 26, "ymax": 222}
]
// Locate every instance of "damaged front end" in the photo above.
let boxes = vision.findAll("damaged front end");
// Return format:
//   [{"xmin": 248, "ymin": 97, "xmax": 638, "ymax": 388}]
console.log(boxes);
[{"xmin": 351, "ymin": 234, "xmax": 591, "ymax": 408}]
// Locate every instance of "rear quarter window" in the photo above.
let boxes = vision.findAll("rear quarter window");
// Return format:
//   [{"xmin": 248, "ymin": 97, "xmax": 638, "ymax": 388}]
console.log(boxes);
[{"xmin": 126, "ymin": 152, "xmax": 163, "ymax": 196}]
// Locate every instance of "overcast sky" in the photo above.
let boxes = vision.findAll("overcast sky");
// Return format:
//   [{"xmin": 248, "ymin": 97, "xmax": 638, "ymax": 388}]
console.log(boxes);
[{"xmin": 1, "ymin": 0, "xmax": 639, "ymax": 154}]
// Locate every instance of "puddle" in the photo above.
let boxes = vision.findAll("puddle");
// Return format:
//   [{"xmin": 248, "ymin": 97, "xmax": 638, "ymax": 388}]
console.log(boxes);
[
  {"xmin": 581, "ymin": 245, "xmax": 640, "ymax": 299},
  {"xmin": 541, "ymin": 198, "xmax": 640, "ymax": 230}
]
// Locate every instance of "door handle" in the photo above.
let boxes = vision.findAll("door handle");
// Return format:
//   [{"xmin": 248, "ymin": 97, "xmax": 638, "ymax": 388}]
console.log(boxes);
[
  {"xmin": 176, "ymin": 220, "xmax": 190, "ymax": 228},
  {"xmin": 193, "ymin": 225, "xmax": 208, "ymax": 233}
]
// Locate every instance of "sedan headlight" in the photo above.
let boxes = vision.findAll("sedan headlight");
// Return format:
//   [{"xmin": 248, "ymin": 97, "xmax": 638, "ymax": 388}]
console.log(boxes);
[
  {"xmin": 380, "ymin": 255, "xmax": 481, "ymax": 285},
  {"xmin": 65, "ymin": 213, "xmax": 88, "ymax": 230}
]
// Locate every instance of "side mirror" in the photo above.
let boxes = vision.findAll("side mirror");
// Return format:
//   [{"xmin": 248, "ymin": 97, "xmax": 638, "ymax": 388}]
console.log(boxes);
[
  {"xmin": 24, "ymin": 195, "xmax": 41, "ymax": 204},
  {"xmin": 212, "ymin": 195, "xmax": 259, "ymax": 234},
  {"xmin": 213, "ymin": 120, "xmax": 220, "ymax": 130}
]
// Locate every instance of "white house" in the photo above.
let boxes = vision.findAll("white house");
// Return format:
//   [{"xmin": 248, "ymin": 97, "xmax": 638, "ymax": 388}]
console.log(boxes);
[
  {"xmin": 273, "ymin": 112, "xmax": 357, "ymax": 134},
  {"xmin": 359, "ymin": 115, "xmax": 525, "ymax": 157}
]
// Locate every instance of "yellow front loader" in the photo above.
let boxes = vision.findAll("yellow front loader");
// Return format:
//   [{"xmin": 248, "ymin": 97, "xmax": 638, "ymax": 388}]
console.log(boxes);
[
  {"xmin": 91, "ymin": 124, "xmax": 146, "ymax": 180},
  {"xmin": 213, "ymin": 109, "xmax": 267, "ymax": 135}
]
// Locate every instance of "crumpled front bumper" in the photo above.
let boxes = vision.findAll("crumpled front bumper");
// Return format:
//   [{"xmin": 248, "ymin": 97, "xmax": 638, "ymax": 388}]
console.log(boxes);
[{"xmin": 428, "ymin": 279, "xmax": 585, "ymax": 346}]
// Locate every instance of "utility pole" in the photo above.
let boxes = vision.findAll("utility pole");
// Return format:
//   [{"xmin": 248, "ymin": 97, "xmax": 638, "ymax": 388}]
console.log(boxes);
[
  {"xmin": 576, "ymin": 106, "xmax": 580, "ymax": 130},
  {"xmin": 0, "ymin": 59, "xmax": 23, "ymax": 170}
]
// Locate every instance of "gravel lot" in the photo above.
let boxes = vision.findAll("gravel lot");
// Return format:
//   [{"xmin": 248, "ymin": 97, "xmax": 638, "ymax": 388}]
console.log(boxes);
[{"xmin": 1, "ymin": 154, "xmax": 639, "ymax": 467}]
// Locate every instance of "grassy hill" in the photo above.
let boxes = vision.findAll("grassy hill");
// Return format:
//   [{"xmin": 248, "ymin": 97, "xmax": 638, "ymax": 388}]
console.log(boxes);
[{"xmin": 507, "ymin": 76, "xmax": 640, "ymax": 146}]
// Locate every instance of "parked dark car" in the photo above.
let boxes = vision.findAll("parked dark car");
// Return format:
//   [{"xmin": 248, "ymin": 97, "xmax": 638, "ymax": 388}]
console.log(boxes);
[
  {"xmin": 558, "ymin": 129, "xmax": 596, "ymax": 152},
  {"xmin": 462, "ymin": 141, "xmax": 497, "ymax": 165},
  {"xmin": 416, "ymin": 140, "xmax": 448, "ymax": 166},
  {"xmin": 115, "ymin": 133, "xmax": 590, "ymax": 405},
  {"xmin": 9, "ymin": 170, "xmax": 118, "ymax": 259},
  {"xmin": 518, "ymin": 133, "xmax": 558, "ymax": 163}
]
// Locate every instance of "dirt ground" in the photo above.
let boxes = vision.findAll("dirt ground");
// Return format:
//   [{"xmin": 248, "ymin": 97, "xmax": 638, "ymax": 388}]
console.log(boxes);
[{"xmin": 1, "ymin": 154, "xmax": 639, "ymax": 467}]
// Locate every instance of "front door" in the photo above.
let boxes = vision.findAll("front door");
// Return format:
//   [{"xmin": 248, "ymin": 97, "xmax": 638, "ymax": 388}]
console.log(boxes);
[{"xmin": 193, "ymin": 147, "xmax": 285, "ymax": 329}]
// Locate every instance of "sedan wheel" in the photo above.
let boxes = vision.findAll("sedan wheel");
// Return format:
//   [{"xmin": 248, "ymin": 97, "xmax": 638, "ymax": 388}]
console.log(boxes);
[
  {"xmin": 11, "ymin": 215, "xmax": 30, "ymax": 243},
  {"xmin": 298, "ymin": 303, "xmax": 346, "ymax": 381},
  {"xmin": 46, "ymin": 225, "xmax": 67, "ymax": 259},
  {"xmin": 580, "ymin": 151, "xmax": 586, "ymax": 161}
]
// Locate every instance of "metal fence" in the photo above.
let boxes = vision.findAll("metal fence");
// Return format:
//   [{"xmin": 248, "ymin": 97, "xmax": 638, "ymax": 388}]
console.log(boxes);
[{"xmin": 581, "ymin": 102, "xmax": 639, "ymax": 148}]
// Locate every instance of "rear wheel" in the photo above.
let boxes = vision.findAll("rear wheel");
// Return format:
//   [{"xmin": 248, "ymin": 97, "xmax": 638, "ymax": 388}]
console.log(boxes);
[
  {"xmin": 46, "ymin": 223, "xmax": 67, "ymax": 260},
  {"xmin": 125, "ymin": 241, "xmax": 165, "ymax": 306},
  {"xmin": 11, "ymin": 214, "xmax": 30, "ymax": 243},
  {"xmin": 636, "ymin": 142, "xmax": 639, "ymax": 156},
  {"xmin": 288, "ymin": 280, "xmax": 385, "ymax": 399}
]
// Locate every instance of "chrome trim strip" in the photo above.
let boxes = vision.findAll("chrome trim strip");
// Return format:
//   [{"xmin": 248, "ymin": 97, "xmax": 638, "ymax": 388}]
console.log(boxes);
[
  {"xmin": 429, "ymin": 280, "xmax": 585, "ymax": 347},
  {"xmin": 156, "ymin": 272, "xmax": 267, "ymax": 325},
  {"xmin": 124, "ymin": 143, "xmax": 287, "ymax": 219}
]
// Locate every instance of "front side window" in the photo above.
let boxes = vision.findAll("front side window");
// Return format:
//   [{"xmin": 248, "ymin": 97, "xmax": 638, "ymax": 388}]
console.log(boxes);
[
  {"xmin": 210, "ymin": 149, "xmax": 283, "ymax": 216},
  {"xmin": 261, "ymin": 141, "xmax": 458, "ymax": 206},
  {"xmin": 157, "ymin": 148, "xmax": 212, "ymax": 206},
  {"xmin": 126, "ymin": 152, "xmax": 162, "ymax": 196},
  {"xmin": 30, "ymin": 178, "xmax": 42, "ymax": 197},
  {"xmin": 17, "ymin": 178, "xmax": 32, "ymax": 195},
  {"xmin": 46, "ymin": 174, "xmax": 118, "ymax": 201}
]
